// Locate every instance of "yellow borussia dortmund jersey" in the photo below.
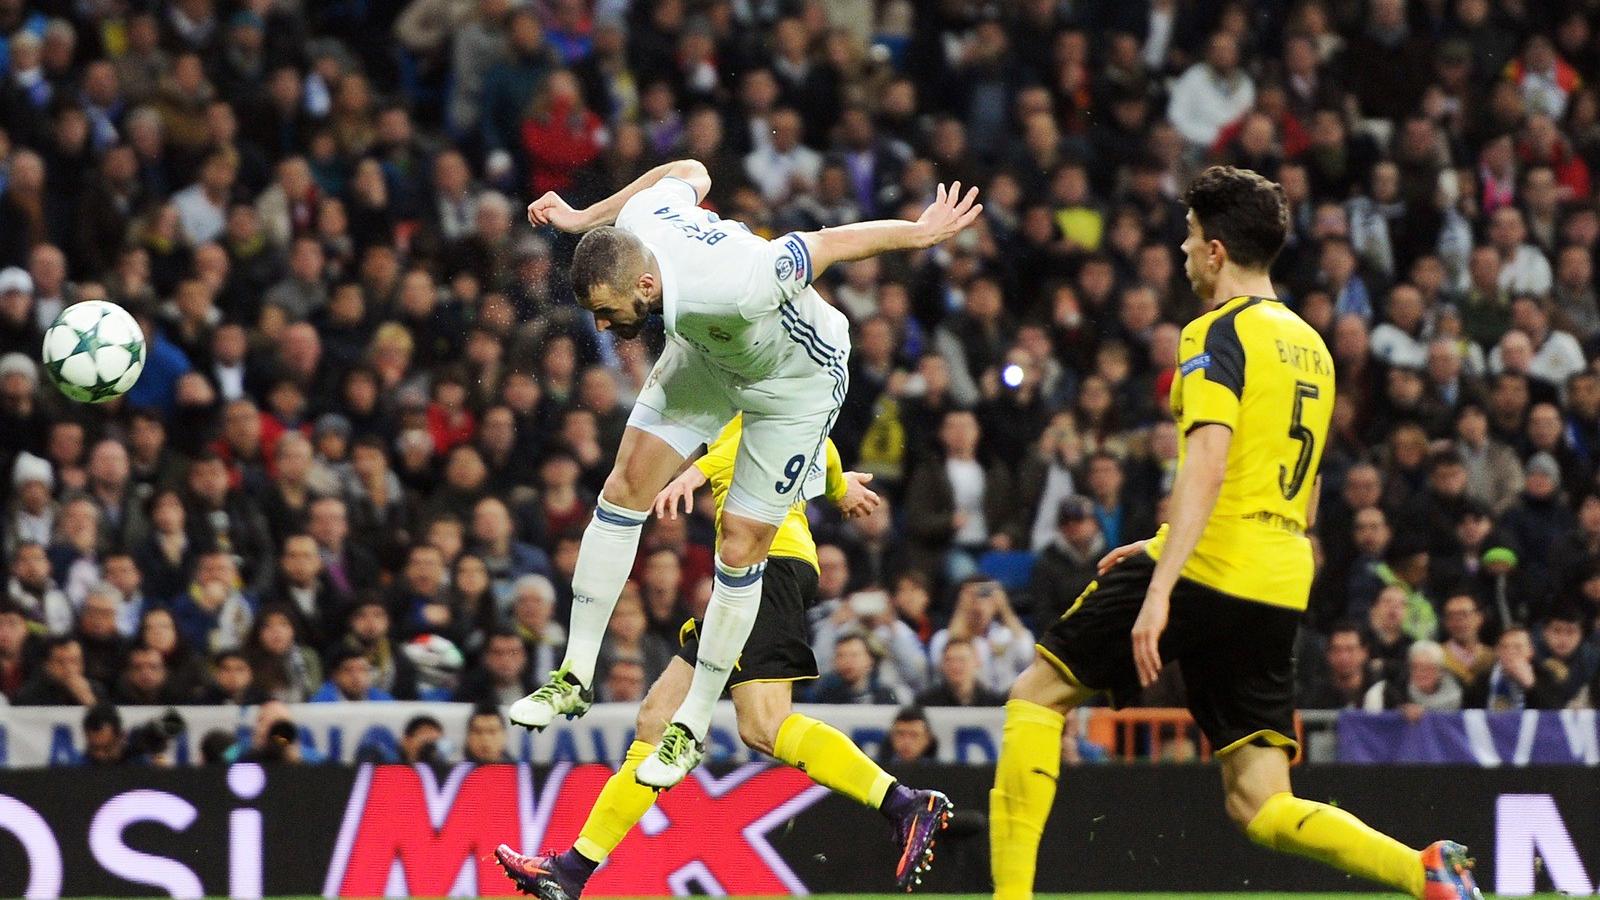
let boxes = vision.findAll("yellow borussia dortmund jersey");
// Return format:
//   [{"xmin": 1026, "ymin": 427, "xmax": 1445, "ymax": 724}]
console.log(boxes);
[
  {"xmin": 1145, "ymin": 295, "xmax": 1335, "ymax": 609},
  {"xmin": 696, "ymin": 415, "xmax": 847, "ymax": 572}
]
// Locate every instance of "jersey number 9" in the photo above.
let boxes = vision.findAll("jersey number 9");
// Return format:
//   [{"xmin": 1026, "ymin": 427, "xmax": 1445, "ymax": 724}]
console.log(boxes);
[{"xmin": 775, "ymin": 454, "xmax": 807, "ymax": 495}]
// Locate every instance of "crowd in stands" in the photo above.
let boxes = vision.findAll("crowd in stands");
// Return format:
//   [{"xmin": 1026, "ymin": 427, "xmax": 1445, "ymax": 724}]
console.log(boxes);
[{"xmin": 2, "ymin": 0, "xmax": 1600, "ymax": 767}]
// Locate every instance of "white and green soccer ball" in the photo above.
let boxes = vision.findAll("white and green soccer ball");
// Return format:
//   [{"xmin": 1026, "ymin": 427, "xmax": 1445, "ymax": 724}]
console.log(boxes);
[{"xmin": 41, "ymin": 300, "xmax": 146, "ymax": 403}]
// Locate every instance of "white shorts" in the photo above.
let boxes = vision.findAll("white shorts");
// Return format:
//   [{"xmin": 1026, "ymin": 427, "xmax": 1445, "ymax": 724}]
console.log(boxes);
[{"xmin": 629, "ymin": 340, "xmax": 848, "ymax": 526}]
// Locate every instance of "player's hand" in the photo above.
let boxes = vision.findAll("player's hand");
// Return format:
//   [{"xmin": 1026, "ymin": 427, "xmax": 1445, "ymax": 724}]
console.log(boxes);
[
  {"xmin": 653, "ymin": 468, "xmax": 708, "ymax": 519},
  {"xmin": 1097, "ymin": 540, "xmax": 1148, "ymax": 575},
  {"xmin": 527, "ymin": 191, "xmax": 588, "ymax": 233},
  {"xmin": 1131, "ymin": 588, "xmax": 1171, "ymax": 688},
  {"xmin": 913, "ymin": 182, "xmax": 983, "ymax": 249},
  {"xmin": 837, "ymin": 471, "xmax": 880, "ymax": 519}
]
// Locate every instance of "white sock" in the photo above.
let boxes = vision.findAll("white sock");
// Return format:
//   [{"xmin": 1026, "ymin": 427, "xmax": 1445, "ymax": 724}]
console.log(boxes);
[
  {"xmin": 560, "ymin": 496, "xmax": 648, "ymax": 686},
  {"xmin": 673, "ymin": 555, "xmax": 765, "ymax": 739}
]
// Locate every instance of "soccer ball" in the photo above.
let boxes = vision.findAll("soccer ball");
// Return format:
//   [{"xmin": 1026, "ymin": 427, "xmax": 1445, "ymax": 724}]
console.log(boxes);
[{"xmin": 41, "ymin": 301, "xmax": 146, "ymax": 403}]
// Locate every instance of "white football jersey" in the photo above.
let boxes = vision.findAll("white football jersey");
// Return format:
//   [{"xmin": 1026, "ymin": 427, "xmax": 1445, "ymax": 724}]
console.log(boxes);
[{"xmin": 614, "ymin": 177, "xmax": 850, "ymax": 383}]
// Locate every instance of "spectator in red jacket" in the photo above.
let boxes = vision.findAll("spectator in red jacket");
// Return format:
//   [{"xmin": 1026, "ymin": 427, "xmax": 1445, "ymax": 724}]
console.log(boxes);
[{"xmin": 520, "ymin": 70, "xmax": 605, "ymax": 197}]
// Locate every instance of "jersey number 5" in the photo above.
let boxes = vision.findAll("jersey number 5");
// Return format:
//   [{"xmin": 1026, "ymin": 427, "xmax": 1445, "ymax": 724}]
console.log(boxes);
[{"xmin": 1280, "ymin": 381, "xmax": 1320, "ymax": 500}]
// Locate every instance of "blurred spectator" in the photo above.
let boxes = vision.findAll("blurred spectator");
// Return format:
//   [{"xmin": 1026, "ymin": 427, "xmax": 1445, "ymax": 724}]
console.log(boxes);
[
  {"xmin": 234, "ymin": 700, "xmax": 324, "ymax": 765},
  {"xmin": 597, "ymin": 587, "xmax": 670, "ymax": 689},
  {"xmin": 311, "ymin": 645, "xmax": 394, "ymax": 702},
  {"xmin": 171, "ymin": 549, "xmax": 255, "ymax": 654},
  {"xmin": 75, "ymin": 583, "xmax": 128, "ymax": 690},
  {"xmin": 465, "ymin": 703, "xmax": 513, "ymax": 765},
  {"xmin": 1468, "ymin": 626, "xmax": 1564, "ymax": 710},
  {"xmin": 929, "ymin": 579, "xmax": 1031, "ymax": 696},
  {"xmin": 904, "ymin": 410, "xmax": 1021, "ymax": 583},
  {"xmin": 882, "ymin": 705, "xmax": 938, "ymax": 764},
  {"xmin": 135, "ymin": 607, "xmax": 205, "ymax": 699},
  {"xmin": 599, "ymin": 656, "xmax": 646, "ymax": 703},
  {"xmin": 453, "ymin": 627, "xmax": 536, "ymax": 706},
  {"xmin": 1303, "ymin": 622, "xmax": 1373, "ymax": 710},
  {"xmin": 243, "ymin": 604, "xmax": 324, "ymax": 703},
  {"xmin": 1027, "ymin": 496, "xmax": 1102, "ymax": 624},
  {"xmin": 112, "ymin": 643, "xmax": 187, "ymax": 705},
  {"xmin": 7, "ymin": 451, "xmax": 55, "ymax": 554},
  {"xmin": 1536, "ymin": 606, "xmax": 1598, "ymax": 708},
  {"xmin": 399, "ymin": 715, "xmax": 446, "ymax": 765},
  {"xmin": 1362, "ymin": 640, "xmax": 1464, "ymax": 719},
  {"xmin": 1439, "ymin": 592, "xmax": 1495, "ymax": 698},
  {"xmin": 197, "ymin": 649, "xmax": 268, "ymax": 706},
  {"xmin": 15, "ymin": 635, "xmax": 104, "ymax": 706},
  {"xmin": 0, "ymin": 599, "xmax": 35, "ymax": 702},
  {"xmin": 82, "ymin": 702, "xmax": 127, "ymax": 765},
  {"xmin": 915, "ymin": 638, "xmax": 1004, "ymax": 708},
  {"xmin": 809, "ymin": 632, "xmax": 902, "ymax": 705},
  {"xmin": 9, "ymin": 541, "xmax": 70, "ymax": 634},
  {"xmin": 506, "ymin": 573, "xmax": 566, "ymax": 675},
  {"xmin": 812, "ymin": 586, "xmax": 928, "ymax": 696},
  {"xmin": 338, "ymin": 595, "xmax": 418, "ymax": 701}
]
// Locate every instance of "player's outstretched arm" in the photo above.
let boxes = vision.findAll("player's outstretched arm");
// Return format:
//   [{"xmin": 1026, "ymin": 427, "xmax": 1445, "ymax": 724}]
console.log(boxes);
[
  {"xmin": 527, "ymin": 159, "xmax": 712, "ymax": 233},
  {"xmin": 798, "ymin": 182, "xmax": 982, "ymax": 280}
]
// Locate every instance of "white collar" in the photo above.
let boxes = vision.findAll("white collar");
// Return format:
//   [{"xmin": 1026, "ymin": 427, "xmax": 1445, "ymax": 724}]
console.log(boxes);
[{"xmin": 645, "ymin": 240, "xmax": 678, "ymax": 335}]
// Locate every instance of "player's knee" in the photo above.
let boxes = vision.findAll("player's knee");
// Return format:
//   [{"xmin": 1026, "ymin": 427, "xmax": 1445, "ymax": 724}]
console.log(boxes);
[
  {"xmin": 1224, "ymin": 787, "xmax": 1265, "ymax": 831},
  {"xmin": 736, "ymin": 717, "xmax": 777, "ymax": 756},
  {"xmin": 635, "ymin": 694, "xmax": 674, "ymax": 744},
  {"xmin": 717, "ymin": 518, "xmax": 776, "ymax": 568},
  {"xmin": 600, "ymin": 470, "xmax": 652, "ymax": 511}
]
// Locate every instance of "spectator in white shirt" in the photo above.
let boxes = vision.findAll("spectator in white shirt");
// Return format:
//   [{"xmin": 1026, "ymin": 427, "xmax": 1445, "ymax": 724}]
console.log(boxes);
[
  {"xmin": 1488, "ymin": 207, "xmax": 1553, "ymax": 296},
  {"xmin": 1369, "ymin": 283, "xmax": 1430, "ymax": 369},
  {"xmin": 171, "ymin": 150, "xmax": 237, "ymax": 245},
  {"xmin": 1166, "ymin": 32, "xmax": 1255, "ymax": 151},
  {"xmin": 743, "ymin": 107, "xmax": 821, "ymax": 203},
  {"xmin": 928, "ymin": 579, "xmax": 1032, "ymax": 696},
  {"xmin": 1487, "ymin": 296, "xmax": 1586, "ymax": 393}
]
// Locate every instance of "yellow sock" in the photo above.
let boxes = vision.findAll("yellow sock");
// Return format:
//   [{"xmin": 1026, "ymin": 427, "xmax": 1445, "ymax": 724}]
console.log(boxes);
[
  {"xmin": 574, "ymin": 740, "xmax": 658, "ymax": 862},
  {"xmin": 990, "ymin": 699, "xmax": 1065, "ymax": 900},
  {"xmin": 773, "ymin": 713, "xmax": 896, "ymax": 808},
  {"xmin": 1246, "ymin": 792, "xmax": 1425, "ymax": 897}
]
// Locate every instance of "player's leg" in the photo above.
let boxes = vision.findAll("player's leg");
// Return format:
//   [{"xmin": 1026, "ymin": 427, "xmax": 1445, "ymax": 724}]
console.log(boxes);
[
  {"xmin": 512, "ymin": 344, "xmax": 726, "ymax": 730},
  {"xmin": 992, "ymin": 559, "xmax": 1151, "ymax": 900},
  {"xmin": 1191, "ymin": 590, "xmax": 1479, "ymax": 899},
  {"xmin": 732, "ymin": 678, "xmax": 953, "ymax": 890},
  {"xmin": 507, "ymin": 425, "xmax": 684, "ymax": 729},
  {"xmin": 990, "ymin": 656, "xmax": 1097, "ymax": 900},
  {"xmin": 638, "ymin": 403, "xmax": 821, "ymax": 787},
  {"xmin": 497, "ymin": 660, "xmax": 693, "ymax": 899},
  {"xmin": 1222, "ymin": 745, "xmax": 1438, "ymax": 898}
]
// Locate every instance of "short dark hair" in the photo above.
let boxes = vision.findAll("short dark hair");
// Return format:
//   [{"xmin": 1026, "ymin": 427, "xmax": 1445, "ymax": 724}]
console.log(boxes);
[
  {"xmin": 1327, "ymin": 620, "xmax": 1366, "ymax": 646},
  {"xmin": 83, "ymin": 702, "xmax": 123, "ymax": 734},
  {"xmin": 893, "ymin": 705, "xmax": 930, "ymax": 725},
  {"xmin": 569, "ymin": 226, "xmax": 646, "ymax": 303},
  {"xmin": 1183, "ymin": 166, "xmax": 1288, "ymax": 270},
  {"xmin": 404, "ymin": 714, "xmax": 444, "ymax": 737}
]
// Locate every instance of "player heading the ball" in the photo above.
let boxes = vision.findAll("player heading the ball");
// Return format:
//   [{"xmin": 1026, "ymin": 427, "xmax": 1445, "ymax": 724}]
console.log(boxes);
[{"xmin": 507, "ymin": 159, "xmax": 981, "ymax": 790}]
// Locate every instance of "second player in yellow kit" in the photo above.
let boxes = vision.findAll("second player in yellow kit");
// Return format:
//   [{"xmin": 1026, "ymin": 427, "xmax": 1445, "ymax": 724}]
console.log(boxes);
[
  {"xmin": 498, "ymin": 415, "xmax": 955, "ymax": 898},
  {"xmin": 988, "ymin": 167, "xmax": 1483, "ymax": 900},
  {"xmin": 1143, "ymin": 292, "xmax": 1335, "ymax": 610}
]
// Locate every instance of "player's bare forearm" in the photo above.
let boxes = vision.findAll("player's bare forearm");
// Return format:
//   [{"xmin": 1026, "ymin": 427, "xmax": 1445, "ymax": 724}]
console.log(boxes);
[
  {"xmin": 1305, "ymin": 474, "xmax": 1324, "ymax": 531},
  {"xmin": 1147, "ymin": 424, "xmax": 1231, "ymax": 598},
  {"xmin": 800, "ymin": 182, "xmax": 982, "ymax": 278},
  {"xmin": 534, "ymin": 160, "xmax": 711, "ymax": 232}
]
